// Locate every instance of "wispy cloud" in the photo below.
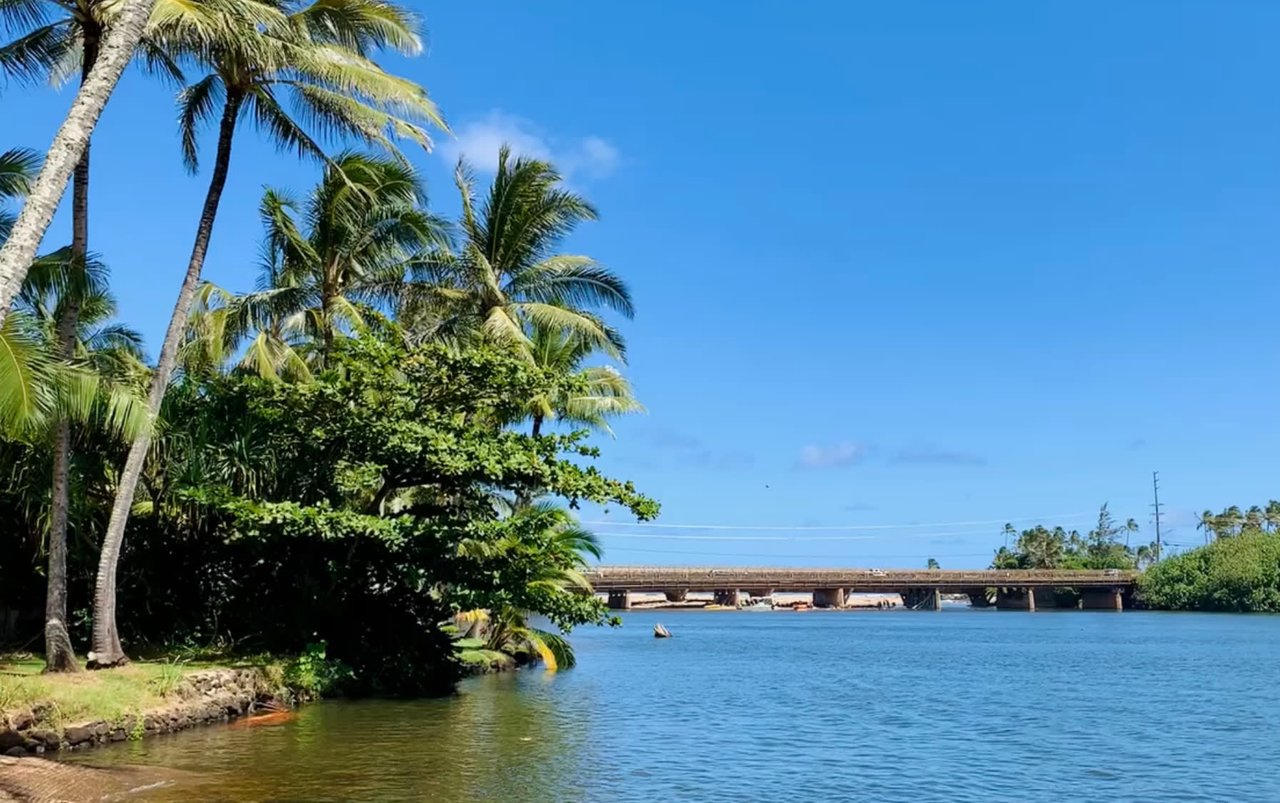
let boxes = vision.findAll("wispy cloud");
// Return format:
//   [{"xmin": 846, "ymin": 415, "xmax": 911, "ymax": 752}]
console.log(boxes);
[
  {"xmin": 797, "ymin": 441, "xmax": 871, "ymax": 470},
  {"xmin": 438, "ymin": 111, "xmax": 620, "ymax": 181},
  {"xmin": 890, "ymin": 447, "xmax": 987, "ymax": 467},
  {"xmin": 641, "ymin": 427, "xmax": 754, "ymax": 470},
  {"xmin": 1128, "ymin": 438, "xmax": 1146, "ymax": 451}
]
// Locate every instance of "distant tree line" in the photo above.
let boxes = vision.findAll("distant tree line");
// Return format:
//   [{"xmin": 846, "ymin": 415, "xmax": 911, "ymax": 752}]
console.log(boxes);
[
  {"xmin": 991, "ymin": 504, "xmax": 1155, "ymax": 571},
  {"xmin": 1141, "ymin": 501, "xmax": 1280, "ymax": 612}
]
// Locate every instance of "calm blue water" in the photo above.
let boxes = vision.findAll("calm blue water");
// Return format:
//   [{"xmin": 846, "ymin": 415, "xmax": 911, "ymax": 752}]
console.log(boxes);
[{"xmin": 74, "ymin": 609, "xmax": 1280, "ymax": 801}]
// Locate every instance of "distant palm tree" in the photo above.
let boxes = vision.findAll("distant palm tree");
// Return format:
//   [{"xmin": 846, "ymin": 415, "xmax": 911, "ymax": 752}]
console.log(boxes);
[
  {"xmin": 1245, "ymin": 506, "xmax": 1264, "ymax": 533},
  {"xmin": 1197, "ymin": 510, "xmax": 1216, "ymax": 544},
  {"xmin": 409, "ymin": 147, "xmax": 633, "ymax": 359},
  {"xmin": 90, "ymin": 0, "xmax": 445, "ymax": 668},
  {"xmin": 1220, "ymin": 506, "xmax": 1244, "ymax": 538},
  {"xmin": 1264, "ymin": 501, "xmax": 1280, "ymax": 534}
]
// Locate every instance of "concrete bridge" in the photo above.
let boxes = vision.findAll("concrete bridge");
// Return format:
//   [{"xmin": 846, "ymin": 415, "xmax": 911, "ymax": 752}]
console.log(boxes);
[{"xmin": 584, "ymin": 567, "xmax": 1138, "ymax": 611}]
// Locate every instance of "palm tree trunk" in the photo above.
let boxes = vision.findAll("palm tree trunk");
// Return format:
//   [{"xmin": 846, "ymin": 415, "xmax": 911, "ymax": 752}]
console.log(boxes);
[
  {"xmin": 44, "ymin": 24, "xmax": 102, "ymax": 675},
  {"xmin": 88, "ymin": 91, "xmax": 243, "ymax": 668},
  {"xmin": 531, "ymin": 415, "xmax": 543, "ymax": 438},
  {"xmin": 0, "ymin": 0, "xmax": 157, "ymax": 325}
]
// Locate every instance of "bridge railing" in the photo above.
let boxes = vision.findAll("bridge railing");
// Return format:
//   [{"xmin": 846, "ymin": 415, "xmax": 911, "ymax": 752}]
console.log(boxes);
[{"xmin": 582, "ymin": 567, "xmax": 1137, "ymax": 588}]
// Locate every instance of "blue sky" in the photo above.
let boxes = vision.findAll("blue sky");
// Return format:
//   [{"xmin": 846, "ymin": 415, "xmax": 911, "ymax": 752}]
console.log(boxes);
[{"xmin": 8, "ymin": 1, "xmax": 1280, "ymax": 567}]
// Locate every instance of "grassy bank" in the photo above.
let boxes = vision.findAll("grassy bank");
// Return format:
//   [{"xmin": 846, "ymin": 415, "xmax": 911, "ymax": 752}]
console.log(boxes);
[{"xmin": 0, "ymin": 654, "xmax": 231, "ymax": 727}]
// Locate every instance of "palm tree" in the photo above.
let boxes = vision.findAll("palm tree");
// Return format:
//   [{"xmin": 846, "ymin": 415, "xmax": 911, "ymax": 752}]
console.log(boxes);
[
  {"xmin": 1245, "ymin": 505, "xmax": 1264, "ymax": 533},
  {"xmin": 1264, "ymin": 501, "xmax": 1280, "ymax": 534},
  {"xmin": 0, "ymin": 0, "xmax": 158, "ymax": 321},
  {"xmin": 524, "ymin": 323, "xmax": 642, "ymax": 438},
  {"xmin": 234, "ymin": 152, "xmax": 447, "ymax": 369},
  {"xmin": 89, "ymin": 0, "xmax": 444, "ymax": 667},
  {"xmin": 1197, "ymin": 510, "xmax": 1216, "ymax": 544},
  {"xmin": 4, "ymin": 3, "xmax": 189, "ymax": 647},
  {"xmin": 1220, "ymin": 506, "xmax": 1244, "ymax": 538},
  {"xmin": 457, "ymin": 504, "xmax": 602, "ymax": 670},
  {"xmin": 1017, "ymin": 526, "xmax": 1063, "ymax": 569},
  {"xmin": 408, "ymin": 147, "xmax": 633, "ymax": 359},
  {"xmin": 15, "ymin": 251, "xmax": 146, "ymax": 671}
]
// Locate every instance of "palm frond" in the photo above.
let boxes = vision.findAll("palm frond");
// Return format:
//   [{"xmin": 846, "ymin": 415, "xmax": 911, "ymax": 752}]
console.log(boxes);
[
  {"xmin": 177, "ymin": 73, "xmax": 225, "ymax": 172},
  {"xmin": 293, "ymin": 0, "xmax": 422, "ymax": 56},
  {"xmin": 0, "ymin": 147, "xmax": 39, "ymax": 199},
  {"xmin": 0, "ymin": 312, "xmax": 56, "ymax": 436},
  {"xmin": 0, "ymin": 0, "xmax": 52, "ymax": 34},
  {"xmin": 0, "ymin": 20, "xmax": 73, "ymax": 87},
  {"xmin": 527, "ymin": 628, "xmax": 575, "ymax": 671}
]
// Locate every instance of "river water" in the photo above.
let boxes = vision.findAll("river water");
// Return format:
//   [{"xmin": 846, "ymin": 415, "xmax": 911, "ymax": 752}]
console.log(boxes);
[{"xmin": 68, "ymin": 609, "xmax": 1280, "ymax": 801}]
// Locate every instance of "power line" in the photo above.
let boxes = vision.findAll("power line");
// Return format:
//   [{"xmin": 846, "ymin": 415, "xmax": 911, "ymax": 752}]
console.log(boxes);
[
  {"xmin": 601, "ymin": 545, "xmax": 1000, "ymax": 560},
  {"xmin": 591, "ymin": 527, "xmax": 1033, "ymax": 542},
  {"xmin": 582, "ymin": 512, "xmax": 1094, "ymax": 532}
]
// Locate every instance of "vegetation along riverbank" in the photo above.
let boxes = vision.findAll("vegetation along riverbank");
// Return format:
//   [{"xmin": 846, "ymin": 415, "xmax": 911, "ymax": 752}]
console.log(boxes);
[{"xmin": 0, "ymin": 0, "xmax": 655, "ymax": 706}]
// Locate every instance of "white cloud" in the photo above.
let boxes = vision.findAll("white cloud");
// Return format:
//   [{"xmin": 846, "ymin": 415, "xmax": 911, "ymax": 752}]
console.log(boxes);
[
  {"xmin": 797, "ymin": 441, "xmax": 870, "ymax": 470},
  {"xmin": 438, "ymin": 111, "xmax": 619, "ymax": 181}
]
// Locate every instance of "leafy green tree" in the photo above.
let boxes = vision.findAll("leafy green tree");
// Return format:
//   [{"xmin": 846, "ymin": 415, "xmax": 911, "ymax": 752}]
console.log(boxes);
[
  {"xmin": 1139, "ymin": 531, "xmax": 1280, "ymax": 611},
  {"xmin": 90, "ymin": 0, "xmax": 445, "ymax": 667},
  {"xmin": 111, "ymin": 333, "xmax": 654, "ymax": 691},
  {"xmin": 926, "ymin": 557, "xmax": 940, "ymax": 570},
  {"xmin": 409, "ymin": 146, "xmax": 633, "ymax": 359}
]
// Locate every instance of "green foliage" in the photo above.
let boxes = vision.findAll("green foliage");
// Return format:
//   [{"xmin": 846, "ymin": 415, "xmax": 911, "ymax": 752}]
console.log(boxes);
[
  {"xmin": 1139, "ymin": 529, "xmax": 1280, "ymax": 612},
  {"xmin": 282, "ymin": 642, "xmax": 353, "ymax": 699},
  {"xmin": 57, "ymin": 334, "xmax": 655, "ymax": 693},
  {"xmin": 991, "ymin": 504, "xmax": 1143, "ymax": 571}
]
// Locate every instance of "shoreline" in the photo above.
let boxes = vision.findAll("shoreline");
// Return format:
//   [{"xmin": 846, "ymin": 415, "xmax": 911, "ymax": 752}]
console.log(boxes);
[{"xmin": 0, "ymin": 666, "xmax": 292, "ymax": 758}]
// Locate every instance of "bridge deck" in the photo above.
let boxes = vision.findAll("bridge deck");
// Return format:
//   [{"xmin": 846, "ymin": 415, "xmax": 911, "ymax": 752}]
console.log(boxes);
[{"xmin": 584, "ymin": 567, "xmax": 1136, "ymax": 592}]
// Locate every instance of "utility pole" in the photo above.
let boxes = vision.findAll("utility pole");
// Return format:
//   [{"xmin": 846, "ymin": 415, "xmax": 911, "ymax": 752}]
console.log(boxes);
[{"xmin": 1152, "ymin": 471, "xmax": 1163, "ymax": 563}]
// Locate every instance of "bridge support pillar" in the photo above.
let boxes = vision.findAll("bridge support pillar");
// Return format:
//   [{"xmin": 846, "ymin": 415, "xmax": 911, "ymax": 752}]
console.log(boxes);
[
  {"xmin": 1080, "ymin": 588, "xmax": 1124, "ymax": 611},
  {"xmin": 813, "ymin": 588, "xmax": 846, "ymax": 609},
  {"xmin": 902, "ymin": 588, "xmax": 941, "ymax": 610},
  {"xmin": 996, "ymin": 588, "xmax": 1036, "ymax": 611},
  {"xmin": 713, "ymin": 590, "xmax": 742, "ymax": 608},
  {"xmin": 607, "ymin": 590, "xmax": 631, "ymax": 610},
  {"xmin": 663, "ymin": 589, "xmax": 688, "ymax": 602}
]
